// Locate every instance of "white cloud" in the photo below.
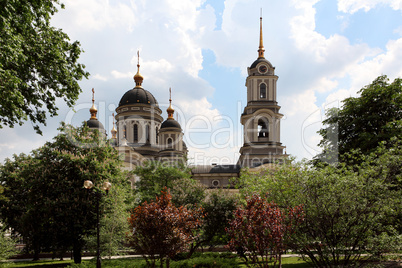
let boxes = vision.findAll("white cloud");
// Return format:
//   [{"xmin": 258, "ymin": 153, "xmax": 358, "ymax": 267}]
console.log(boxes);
[
  {"xmin": 111, "ymin": 70, "xmax": 132, "ymax": 79},
  {"xmin": 311, "ymin": 77, "xmax": 339, "ymax": 93},
  {"xmin": 142, "ymin": 59, "xmax": 175, "ymax": 75},
  {"xmin": 179, "ymin": 97, "xmax": 222, "ymax": 129},
  {"xmin": 325, "ymin": 89, "xmax": 352, "ymax": 106},
  {"xmin": 54, "ymin": 0, "xmax": 136, "ymax": 32},
  {"xmin": 346, "ymin": 38, "xmax": 402, "ymax": 91},
  {"xmin": 338, "ymin": 0, "xmax": 402, "ymax": 14},
  {"xmin": 290, "ymin": 4, "xmax": 374, "ymax": 67},
  {"xmin": 93, "ymin": 74, "xmax": 108, "ymax": 81},
  {"xmin": 394, "ymin": 25, "xmax": 402, "ymax": 36},
  {"xmin": 280, "ymin": 89, "xmax": 322, "ymax": 159}
]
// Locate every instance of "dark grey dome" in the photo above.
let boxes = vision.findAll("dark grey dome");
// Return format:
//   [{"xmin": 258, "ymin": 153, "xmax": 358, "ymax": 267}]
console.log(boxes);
[
  {"xmin": 86, "ymin": 119, "xmax": 105, "ymax": 130},
  {"xmin": 250, "ymin": 57, "xmax": 271, "ymax": 69},
  {"xmin": 118, "ymin": 87, "xmax": 158, "ymax": 107},
  {"xmin": 160, "ymin": 119, "xmax": 181, "ymax": 129}
]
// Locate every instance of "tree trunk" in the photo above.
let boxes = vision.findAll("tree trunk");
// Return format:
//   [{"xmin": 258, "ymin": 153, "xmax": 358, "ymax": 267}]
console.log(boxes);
[
  {"xmin": 73, "ymin": 240, "xmax": 82, "ymax": 264},
  {"xmin": 187, "ymin": 240, "xmax": 205, "ymax": 259},
  {"xmin": 33, "ymin": 249, "xmax": 40, "ymax": 261}
]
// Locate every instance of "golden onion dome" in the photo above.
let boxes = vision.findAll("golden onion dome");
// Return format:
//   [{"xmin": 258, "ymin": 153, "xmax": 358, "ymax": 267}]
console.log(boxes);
[
  {"xmin": 167, "ymin": 87, "xmax": 174, "ymax": 119},
  {"xmin": 89, "ymin": 88, "xmax": 98, "ymax": 120},
  {"xmin": 134, "ymin": 51, "xmax": 144, "ymax": 87},
  {"xmin": 111, "ymin": 113, "xmax": 117, "ymax": 139},
  {"xmin": 133, "ymin": 66, "xmax": 144, "ymax": 87}
]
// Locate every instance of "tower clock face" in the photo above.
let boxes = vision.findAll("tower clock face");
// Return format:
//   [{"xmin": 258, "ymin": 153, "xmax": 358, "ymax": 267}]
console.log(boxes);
[{"xmin": 258, "ymin": 65, "xmax": 267, "ymax": 74}]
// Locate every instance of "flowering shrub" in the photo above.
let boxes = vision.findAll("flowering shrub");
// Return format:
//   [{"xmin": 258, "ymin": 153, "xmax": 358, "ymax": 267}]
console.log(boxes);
[
  {"xmin": 226, "ymin": 194, "xmax": 304, "ymax": 268},
  {"xmin": 128, "ymin": 188, "xmax": 203, "ymax": 268}
]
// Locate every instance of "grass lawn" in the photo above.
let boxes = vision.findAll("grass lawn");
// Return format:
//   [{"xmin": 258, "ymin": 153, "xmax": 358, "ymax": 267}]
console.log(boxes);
[
  {"xmin": 0, "ymin": 259, "xmax": 78, "ymax": 267},
  {"xmin": 1, "ymin": 256, "xmax": 312, "ymax": 268}
]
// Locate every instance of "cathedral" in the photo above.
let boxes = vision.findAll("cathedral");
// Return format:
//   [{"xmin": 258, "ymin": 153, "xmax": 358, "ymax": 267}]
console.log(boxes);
[{"xmin": 86, "ymin": 17, "xmax": 287, "ymax": 188}]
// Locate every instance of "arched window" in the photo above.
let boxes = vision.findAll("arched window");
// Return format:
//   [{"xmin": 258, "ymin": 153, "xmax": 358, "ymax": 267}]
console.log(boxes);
[
  {"xmin": 260, "ymin": 83, "xmax": 266, "ymax": 99},
  {"xmin": 133, "ymin": 124, "xmax": 138, "ymax": 142},
  {"xmin": 123, "ymin": 125, "xmax": 127, "ymax": 138},
  {"xmin": 155, "ymin": 127, "xmax": 158, "ymax": 144},
  {"xmin": 146, "ymin": 125, "xmax": 150, "ymax": 143},
  {"xmin": 258, "ymin": 118, "xmax": 269, "ymax": 138},
  {"xmin": 167, "ymin": 138, "xmax": 173, "ymax": 149}
]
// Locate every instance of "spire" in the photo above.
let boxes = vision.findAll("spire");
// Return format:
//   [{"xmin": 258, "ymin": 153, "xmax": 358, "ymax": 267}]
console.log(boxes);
[
  {"xmin": 89, "ymin": 88, "xmax": 98, "ymax": 120},
  {"xmin": 133, "ymin": 50, "xmax": 144, "ymax": 87},
  {"xmin": 167, "ymin": 87, "xmax": 175, "ymax": 119},
  {"xmin": 111, "ymin": 113, "xmax": 117, "ymax": 139},
  {"xmin": 258, "ymin": 9, "xmax": 265, "ymax": 59}
]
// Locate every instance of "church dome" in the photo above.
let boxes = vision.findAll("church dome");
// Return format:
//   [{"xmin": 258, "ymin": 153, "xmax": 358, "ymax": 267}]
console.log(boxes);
[
  {"xmin": 118, "ymin": 87, "xmax": 159, "ymax": 107},
  {"xmin": 250, "ymin": 57, "xmax": 271, "ymax": 69},
  {"xmin": 118, "ymin": 52, "xmax": 159, "ymax": 108},
  {"xmin": 160, "ymin": 88, "xmax": 181, "ymax": 129},
  {"xmin": 85, "ymin": 88, "xmax": 105, "ymax": 132},
  {"xmin": 86, "ymin": 118, "xmax": 105, "ymax": 130},
  {"xmin": 160, "ymin": 119, "xmax": 181, "ymax": 129}
]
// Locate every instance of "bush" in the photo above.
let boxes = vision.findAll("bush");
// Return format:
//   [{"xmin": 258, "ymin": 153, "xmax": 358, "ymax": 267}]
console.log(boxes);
[
  {"xmin": 127, "ymin": 188, "xmax": 203, "ymax": 268},
  {"xmin": 0, "ymin": 227, "xmax": 18, "ymax": 260}
]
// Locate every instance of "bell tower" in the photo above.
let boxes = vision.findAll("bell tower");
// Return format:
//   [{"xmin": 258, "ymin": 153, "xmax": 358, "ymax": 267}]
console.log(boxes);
[{"xmin": 238, "ymin": 16, "xmax": 287, "ymax": 168}]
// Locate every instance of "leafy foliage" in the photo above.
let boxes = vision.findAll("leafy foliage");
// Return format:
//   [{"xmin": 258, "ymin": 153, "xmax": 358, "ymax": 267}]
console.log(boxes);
[
  {"xmin": 0, "ymin": 227, "xmax": 19, "ymax": 260},
  {"xmin": 201, "ymin": 190, "xmax": 238, "ymax": 247},
  {"xmin": 0, "ymin": 0, "xmax": 89, "ymax": 133},
  {"xmin": 226, "ymin": 194, "xmax": 304, "ymax": 268},
  {"xmin": 316, "ymin": 75, "xmax": 402, "ymax": 163},
  {"xmin": 237, "ymin": 141, "xmax": 402, "ymax": 268},
  {"xmin": 133, "ymin": 161, "xmax": 205, "ymax": 206},
  {"xmin": 84, "ymin": 181, "xmax": 131, "ymax": 259},
  {"xmin": 0, "ymin": 123, "xmax": 130, "ymax": 263},
  {"xmin": 127, "ymin": 188, "xmax": 203, "ymax": 268}
]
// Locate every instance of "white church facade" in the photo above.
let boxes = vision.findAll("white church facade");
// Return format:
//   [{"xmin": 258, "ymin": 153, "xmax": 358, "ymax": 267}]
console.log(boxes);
[{"xmin": 86, "ymin": 17, "xmax": 288, "ymax": 188}]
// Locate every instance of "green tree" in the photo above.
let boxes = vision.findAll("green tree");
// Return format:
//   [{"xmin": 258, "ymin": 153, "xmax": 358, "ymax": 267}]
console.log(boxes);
[
  {"xmin": 316, "ymin": 75, "xmax": 402, "ymax": 163},
  {"xmin": 85, "ymin": 183, "xmax": 132, "ymax": 259},
  {"xmin": 237, "ymin": 146, "xmax": 401, "ymax": 267},
  {"xmin": 200, "ymin": 190, "xmax": 238, "ymax": 247},
  {"xmin": 0, "ymin": 123, "xmax": 130, "ymax": 263},
  {"xmin": 0, "ymin": 0, "xmax": 89, "ymax": 134},
  {"xmin": 133, "ymin": 161, "xmax": 205, "ymax": 206},
  {"xmin": 183, "ymin": 190, "xmax": 239, "ymax": 259}
]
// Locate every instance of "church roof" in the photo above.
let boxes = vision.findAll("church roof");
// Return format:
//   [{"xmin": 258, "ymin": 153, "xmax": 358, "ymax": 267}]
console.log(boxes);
[
  {"xmin": 160, "ymin": 119, "xmax": 181, "ymax": 129},
  {"xmin": 160, "ymin": 87, "xmax": 181, "ymax": 129},
  {"xmin": 86, "ymin": 118, "xmax": 105, "ymax": 130},
  {"xmin": 191, "ymin": 165, "xmax": 241, "ymax": 174},
  {"xmin": 85, "ymin": 88, "xmax": 105, "ymax": 131},
  {"xmin": 118, "ymin": 51, "xmax": 159, "ymax": 108},
  {"xmin": 118, "ymin": 87, "xmax": 159, "ymax": 107},
  {"xmin": 250, "ymin": 57, "xmax": 271, "ymax": 69}
]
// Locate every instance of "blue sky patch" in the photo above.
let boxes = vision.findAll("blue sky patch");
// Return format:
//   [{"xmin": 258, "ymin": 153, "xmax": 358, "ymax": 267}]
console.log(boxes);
[
  {"xmin": 202, "ymin": 0, "xmax": 225, "ymax": 30},
  {"xmin": 314, "ymin": 1, "xmax": 401, "ymax": 50}
]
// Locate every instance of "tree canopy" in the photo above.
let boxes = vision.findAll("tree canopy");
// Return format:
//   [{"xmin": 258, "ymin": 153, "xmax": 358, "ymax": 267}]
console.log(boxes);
[
  {"xmin": 133, "ymin": 161, "xmax": 205, "ymax": 206},
  {"xmin": 237, "ymin": 139, "xmax": 402, "ymax": 267},
  {"xmin": 0, "ymin": 123, "xmax": 130, "ymax": 263},
  {"xmin": 316, "ymin": 75, "xmax": 402, "ymax": 163},
  {"xmin": 0, "ymin": 0, "xmax": 89, "ymax": 134}
]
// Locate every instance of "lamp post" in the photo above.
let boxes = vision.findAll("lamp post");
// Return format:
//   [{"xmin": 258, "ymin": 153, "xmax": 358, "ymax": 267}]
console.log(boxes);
[{"xmin": 83, "ymin": 180, "xmax": 111, "ymax": 268}]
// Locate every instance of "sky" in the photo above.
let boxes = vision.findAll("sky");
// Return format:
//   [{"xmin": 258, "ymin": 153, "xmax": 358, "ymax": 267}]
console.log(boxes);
[{"xmin": 1, "ymin": 0, "xmax": 402, "ymax": 165}]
